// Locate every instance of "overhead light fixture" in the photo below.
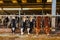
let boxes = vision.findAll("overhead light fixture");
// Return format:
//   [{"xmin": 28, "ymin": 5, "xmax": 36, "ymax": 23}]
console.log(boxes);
[
  {"xmin": 37, "ymin": 0, "xmax": 42, "ymax": 3},
  {"xmin": 22, "ymin": 0, "xmax": 27, "ymax": 3},
  {"xmin": 12, "ymin": 0, "xmax": 17, "ymax": 3},
  {"xmin": 0, "ymin": 8, "xmax": 2, "ymax": 10},
  {"xmin": 47, "ymin": 0, "xmax": 52, "ymax": 2},
  {"xmin": 0, "ymin": 0, "xmax": 3, "ymax": 3},
  {"xmin": 23, "ymin": 8, "xmax": 42, "ymax": 10},
  {"xmin": 3, "ymin": 8, "xmax": 21, "ymax": 10}
]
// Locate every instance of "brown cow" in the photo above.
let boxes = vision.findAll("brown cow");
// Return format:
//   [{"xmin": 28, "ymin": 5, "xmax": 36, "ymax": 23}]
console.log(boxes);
[
  {"xmin": 44, "ymin": 16, "xmax": 50, "ymax": 35},
  {"xmin": 35, "ymin": 16, "xmax": 42, "ymax": 35}
]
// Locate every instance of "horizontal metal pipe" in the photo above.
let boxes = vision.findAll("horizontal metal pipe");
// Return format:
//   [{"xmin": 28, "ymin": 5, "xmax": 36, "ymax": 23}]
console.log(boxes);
[{"xmin": 0, "ymin": 15, "xmax": 60, "ymax": 17}]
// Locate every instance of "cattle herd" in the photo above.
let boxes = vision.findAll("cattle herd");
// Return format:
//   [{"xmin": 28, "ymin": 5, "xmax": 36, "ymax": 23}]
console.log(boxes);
[{"xmin": 0, "ymin": 15, "xmax": 52, "ymax": 35}]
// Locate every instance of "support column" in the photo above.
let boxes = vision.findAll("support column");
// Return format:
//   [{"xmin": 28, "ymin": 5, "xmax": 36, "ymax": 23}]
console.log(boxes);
[{"xmin": 51, "ymin": 0, "xmax": 56, "ymax": 32}]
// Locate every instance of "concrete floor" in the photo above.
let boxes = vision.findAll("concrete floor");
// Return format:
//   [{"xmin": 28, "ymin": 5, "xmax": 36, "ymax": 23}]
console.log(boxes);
[
  {"xmin": 0, "ymin": 33, "xmax": 60, "ymax": 40},
  {"xmin": 0, "ymin": 28, "xmax": 60, "ymax": 40}
]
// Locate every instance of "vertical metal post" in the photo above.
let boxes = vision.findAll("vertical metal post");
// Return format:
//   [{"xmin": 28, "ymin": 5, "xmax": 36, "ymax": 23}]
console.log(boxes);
[
  {"xmin": 19, "ymin": 7, "xmax": 23, "ymax": 27},
  {"xmin": 1, "ymin": 8, "xmax": 3, "ymax": 25},
  {"xmin": 51, "ymin": 0, "xmax": 56, "ymax": 32},
  {"xmin": 19, "ymin": 8, "xmax": 21, "ymax": 28},
  {"xmin": 19, "ymin": 9, "xmax": 20, "ymax": 17}
]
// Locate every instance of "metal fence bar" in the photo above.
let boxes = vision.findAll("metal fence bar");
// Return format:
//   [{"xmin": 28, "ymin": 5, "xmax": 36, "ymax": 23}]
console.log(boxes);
[{"xmin": 0, "ymin": 15, "xmax": 60, "ymax": 17}]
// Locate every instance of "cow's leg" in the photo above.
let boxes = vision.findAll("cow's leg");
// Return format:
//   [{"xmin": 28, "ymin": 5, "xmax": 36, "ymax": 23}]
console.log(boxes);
[
  {"xmin": 21, "ymin": 28, "xmax": 24, "ymax": 35},
  {"xmin": 27, "ymin": 28, "xmax": 30, "ymax": 34}
]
